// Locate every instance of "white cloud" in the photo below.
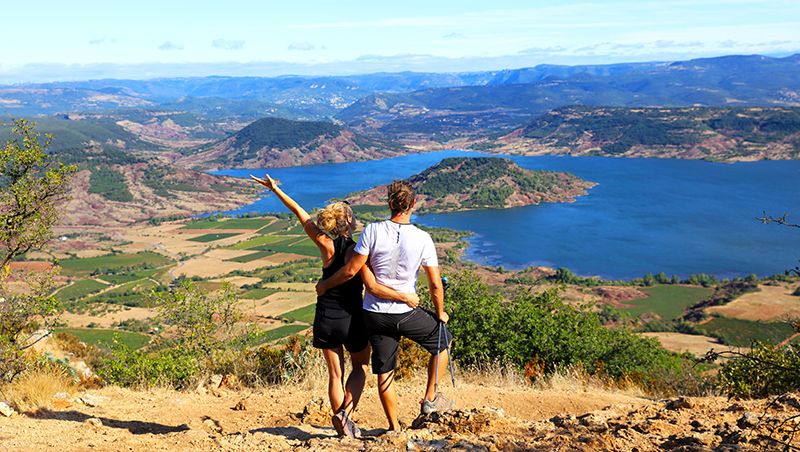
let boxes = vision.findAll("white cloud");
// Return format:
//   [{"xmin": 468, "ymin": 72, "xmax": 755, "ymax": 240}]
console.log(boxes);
[
  {"xmin": 518, "ymin": 46, "xmax": 568, "ymax": 55},
  {"xmin": 88, "ymin": 38, "xmax": 116, "ymax": 46},
  {"xmin": 288, "ymin": 42, "xmax": 315, "ymax": 51},
  {"xmin": 443, "ymin": 33, "xmax": 467, "ymax": 39},
  {"xmin": 212, "ymin": 39, "xmax": 246, "ymax": 50},
  {"xmin": 158, "ymin": 41, "xmax": 184, "ymax": 51}
]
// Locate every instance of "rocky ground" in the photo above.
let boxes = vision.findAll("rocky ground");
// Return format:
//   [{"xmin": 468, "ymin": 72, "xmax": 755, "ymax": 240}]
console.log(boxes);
[{"xmin": 1, "ymin": 380, "xmax": 798, "ymax": 452}]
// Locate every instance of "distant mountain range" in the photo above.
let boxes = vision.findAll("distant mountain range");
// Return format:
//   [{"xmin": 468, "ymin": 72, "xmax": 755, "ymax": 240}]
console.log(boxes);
[
  {"xmin": 3, "ymin": 54, "xmax": 797, "ymax": 123},
  {"xmin": 337, "ymin": 55, "xmax": 800, "ymax": 140}
]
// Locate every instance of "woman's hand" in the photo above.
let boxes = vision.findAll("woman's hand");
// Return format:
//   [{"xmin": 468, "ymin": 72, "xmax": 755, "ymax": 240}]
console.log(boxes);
[
  {"xmin": 401, "ymin": 293, "xmax": 420, "ymax": 309},
  {"xmin": 250, "ymin": 174, "xmax": 277, "ymax": 191}
]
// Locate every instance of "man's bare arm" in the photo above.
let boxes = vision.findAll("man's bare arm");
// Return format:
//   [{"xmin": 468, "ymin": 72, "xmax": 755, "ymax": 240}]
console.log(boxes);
[
  {"xmin": 316, "ymin": 252, "xmax": 368, "ymax": 296},
  {"xmin": 360, "ymin": 264, "xmax": 419, "ymax": 308},
  {"xmin": 422, "ymin": 265, "xmax": 447, "ymax": 323}
]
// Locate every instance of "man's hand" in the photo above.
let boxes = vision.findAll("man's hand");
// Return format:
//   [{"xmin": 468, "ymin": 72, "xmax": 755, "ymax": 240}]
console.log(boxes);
[
  {"xmin": 401, "ymin": 293, "xmax": 420, "ymax": 309},
  {"xmin": 315, "ymin": 279, "xmax": 328, "ymax": 296},
  {"xmin": 437, "ymin": 311, "xmax": 449, "ymax": 323}
]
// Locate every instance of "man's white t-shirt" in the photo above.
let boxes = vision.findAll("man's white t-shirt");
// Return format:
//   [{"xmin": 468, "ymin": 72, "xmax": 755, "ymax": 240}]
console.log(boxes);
[{"xmin": 354, "ymin": 220, "xmax": 438, "ymax": 314}]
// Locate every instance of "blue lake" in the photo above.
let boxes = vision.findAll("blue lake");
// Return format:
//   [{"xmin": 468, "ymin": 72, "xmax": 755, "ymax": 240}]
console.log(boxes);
[{"xmin": 212, "ymin": 151, "xmax": 800, "ymax": 281}]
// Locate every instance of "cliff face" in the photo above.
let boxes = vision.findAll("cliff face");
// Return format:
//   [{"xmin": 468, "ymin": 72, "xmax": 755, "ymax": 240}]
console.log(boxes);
[{"xmin": 346, "ymin": 157, "xmax": 596, "ymax": 213}]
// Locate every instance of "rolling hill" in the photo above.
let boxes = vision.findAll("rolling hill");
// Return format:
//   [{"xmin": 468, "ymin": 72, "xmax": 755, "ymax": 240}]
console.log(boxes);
[
  {"xmin": 173, "ymin": 117, "xmax": 413, "ymax": 170},
  {"xmin": 487, "ymin": 105, "xmax": 800, "ymax": 161},
  {"xmin": 346, "ymin": 156, "xmax": 596, "ymax": 213},
  {"xmin": 53, "ymin": 146, "xmax": 258, "ymax": 227}
]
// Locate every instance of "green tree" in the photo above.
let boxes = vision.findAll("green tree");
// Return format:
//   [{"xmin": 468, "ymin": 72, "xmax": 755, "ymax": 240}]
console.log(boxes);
[{"xmin": 0, "ymin": 117, "xmax": 76, "ymax": 384}]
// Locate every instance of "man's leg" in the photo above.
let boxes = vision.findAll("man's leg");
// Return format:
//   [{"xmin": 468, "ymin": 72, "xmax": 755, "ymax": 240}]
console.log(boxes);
[
  {"xmin": 424, "ymin": 348, "xmax": 450, "ymax": 402},
  {"xmin": 376, "ymin": 370, "xmax": 401, "ymax": 431}
]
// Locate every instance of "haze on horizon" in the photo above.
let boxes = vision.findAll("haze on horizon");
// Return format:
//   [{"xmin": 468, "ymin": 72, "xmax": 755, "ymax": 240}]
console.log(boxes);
[{"xmin": 4, "ymin": 0, "xmax": 799, "ymax": 84}]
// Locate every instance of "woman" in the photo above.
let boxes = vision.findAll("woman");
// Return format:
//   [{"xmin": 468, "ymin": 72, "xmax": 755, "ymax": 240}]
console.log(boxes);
[{"xmin": 251, "ymin": 174, "xmax": 418, "ymax": 438}]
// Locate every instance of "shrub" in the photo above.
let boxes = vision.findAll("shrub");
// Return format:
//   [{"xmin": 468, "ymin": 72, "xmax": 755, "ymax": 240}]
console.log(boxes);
[
  {"xmin": 397, "ymin": 337, "xmax": 429, "ymax": 380},
  {"xmin": 96, "ymin": 335, "xmax": 200, "ymax": 389},
  {"xmin": 717, "ymin": 341, "xmax": 800, "ymax": 398},
  {"xmin": 436, "ymin": 269, "xmax": 692, "ymax": 390}
]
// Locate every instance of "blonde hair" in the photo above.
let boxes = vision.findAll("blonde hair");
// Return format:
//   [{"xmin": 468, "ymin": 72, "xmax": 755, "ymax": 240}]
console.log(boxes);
[
  {"xmin": 387, "ymin": 179, "xmax": 415, "ymax": 214},
  {"xmin": 316, "ymin": 202, "xmax": 351, "ymax": 237}
]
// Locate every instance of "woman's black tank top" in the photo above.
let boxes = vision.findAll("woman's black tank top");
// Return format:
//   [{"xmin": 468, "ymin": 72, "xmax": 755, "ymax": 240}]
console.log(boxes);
[{"xmin": 317, "ymin": 236, "xmax": 363, "ymax": 317}]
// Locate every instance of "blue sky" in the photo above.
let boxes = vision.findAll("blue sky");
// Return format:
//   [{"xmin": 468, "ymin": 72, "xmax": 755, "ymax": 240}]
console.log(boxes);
[{"xmin": 3, "ymin": 0, "xmax": 799, "ymax": 84}]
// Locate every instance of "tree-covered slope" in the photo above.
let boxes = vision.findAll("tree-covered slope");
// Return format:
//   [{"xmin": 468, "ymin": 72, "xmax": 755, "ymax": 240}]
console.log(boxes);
[
  {"xmin": 347, "ymin": 157, "xmax": 596, "ymax": 213},
  {"xmin": 493, "ymin": 105, "xmax": 800, "ymax": 161},
  {"xmin": 49, "ymin": 146, "xmax": 257, "ymax": 226},
  {"xmin": 176, "ymin": 117, "xmax": 412, "ymax": 170}
]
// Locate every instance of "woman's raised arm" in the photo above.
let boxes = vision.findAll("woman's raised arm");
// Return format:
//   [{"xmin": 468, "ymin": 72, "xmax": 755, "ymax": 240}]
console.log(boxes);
[{"xmin": 250, "ymin": 174, "xmax": 330, "ymax": 253}]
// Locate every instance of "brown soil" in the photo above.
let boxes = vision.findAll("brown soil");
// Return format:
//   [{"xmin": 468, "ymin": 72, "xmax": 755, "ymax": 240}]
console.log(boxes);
[{"xmin": 2, "ymin": 382, "xmax": 797, "ymax": 451}]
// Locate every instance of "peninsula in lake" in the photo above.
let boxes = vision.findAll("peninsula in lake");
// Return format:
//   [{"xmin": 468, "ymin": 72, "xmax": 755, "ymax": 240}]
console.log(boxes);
[{"xmin": 344, "ymin": 156, "xmax": 596, "ymax": 214}]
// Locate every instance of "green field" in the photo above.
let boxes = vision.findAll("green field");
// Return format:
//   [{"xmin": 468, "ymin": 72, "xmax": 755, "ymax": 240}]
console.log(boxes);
[
  {"xmin": 228, "ymin": 235, "xmax": 289, "ymax": 250},
  {"xmin": 240, "ymin": 288, "xmax": 280, "ymax": 299},
  {"xmin": 284, "ymin": 223, "xmax": 306, "ymax": 235},
  {"xmin": 700, "ymin": 316, "xmax": 797, "ymax": 347},
  {"xmin": 279, "ymin": 304, "xmax": 316, "ymax": 324},
  {"xmin": 254, "ymin": 324, "xmax": 310, "ymax": 345},
  {"xmin": 214, "ymin": 218, "xmax": 274, "ymax": 229},
  {"xmin": 58, "ymin": 252, "xmax": 171, "ymax": 276},
  {"xmin": 618, "ymin": 285, "xmax": 713, "ymax": 319},
  {"xmin": 54, "ymin": 279, "xmax": 108, "ymax": 302},
  {"xmin": 56, "ymin": 328, "xmax": 151, "ymax": 350},
  {"xmin": 226, "ymin": 251, "xmax": 275, "ymax": 263},
  {"xmin": 96, "ymin": 268, "xmax": 161, "ymax": 285},
  {"xmin": 84, "ymin": 279, "xmax": 159, "ymax": 307},
  {"xmin": 263, "ymin": 237, "xmax": 320, "ymax": 257},
  {"xmin": 256, "ymin": 220, "xmax": 291, "ymax": 235},
  {"xmin": 187, "ymin": 233, "xmax": 240, "ymax": 243}
]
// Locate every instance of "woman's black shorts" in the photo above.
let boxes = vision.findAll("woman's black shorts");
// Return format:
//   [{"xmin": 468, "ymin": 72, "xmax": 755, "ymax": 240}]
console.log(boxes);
[
  {"xmin": 312, "ymin": 307, "xmax": 369, "ymax": 353},
  {"xmin": 363, "ymin": 308, "xmax": 451, "ymax": 375}
]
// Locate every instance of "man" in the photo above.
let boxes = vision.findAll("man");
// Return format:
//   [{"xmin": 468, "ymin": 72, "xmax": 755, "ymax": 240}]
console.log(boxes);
[{"xmin": 316, "ymin": 179, "xmax": 454, "ymax": 432}]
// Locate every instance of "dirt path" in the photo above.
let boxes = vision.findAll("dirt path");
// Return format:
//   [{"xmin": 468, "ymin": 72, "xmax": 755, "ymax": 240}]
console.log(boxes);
[{"xmin": 2, "ymin": 383, "xmax": 797, "ymax": 451}]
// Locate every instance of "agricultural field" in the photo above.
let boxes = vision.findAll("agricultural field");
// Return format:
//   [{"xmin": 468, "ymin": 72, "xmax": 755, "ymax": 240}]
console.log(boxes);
[
  {"xmin": 707, "ymin": 282, "xmax": 800, "ymax": 321},
  {"xmin": 58, "ymin": 251, "xmax": 172, "ymax": 276},
  {"xmin": 698, "ymin": 316, "xmax": 797, "ymax": 347},
  {"xmin": 618, "ymin": 285, "xmax": 714, "ymax": 319},
  {"xmin": 55, "ymin": 328, "xmax": 151, "ymax": 350},
  {"xmin": 39, "ymin": 212, "xmax": 800, "ymax": 366},
  {"xmin": 53, "ymin": 279, "xmax": 108, "ymax": 303},
  {"xmin": 46, "ymin": 215, "xmax": 323, "ymax": 348}
]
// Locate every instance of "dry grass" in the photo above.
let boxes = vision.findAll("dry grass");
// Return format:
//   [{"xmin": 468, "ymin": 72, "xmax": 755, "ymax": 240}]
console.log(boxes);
[{"xmin": 3, "ymin": 365, "xmax": 78, "ymax": 412}]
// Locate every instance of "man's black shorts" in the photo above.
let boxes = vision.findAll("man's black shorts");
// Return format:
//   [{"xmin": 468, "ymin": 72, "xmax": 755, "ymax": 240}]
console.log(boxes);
[
  {"xmin": 363, "ymin": 308, "xmax": 451, "ymax": 374},
  {"xmin": 312, "ymin": 308, "xmax": 369, "ymax": 353}
]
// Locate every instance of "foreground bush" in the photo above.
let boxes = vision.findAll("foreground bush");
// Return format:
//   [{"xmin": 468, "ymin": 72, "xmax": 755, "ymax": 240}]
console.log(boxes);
[
  {"xmin": 717, "ymin": 340, "xmax": 800, "ymax": 398},
  {"xmin": 436, "ymin": 269, "xmax": 699, "ymax": 394}
]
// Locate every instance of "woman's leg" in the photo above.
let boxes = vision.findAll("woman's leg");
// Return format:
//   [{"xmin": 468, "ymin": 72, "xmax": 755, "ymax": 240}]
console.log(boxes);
[
  {"xmin": 341, "ymin": 344, "xmax": 370, "ymax": 417},
  {"xmin": 322, "ymin": 347, "xmax": 346, "ymax": 413}
]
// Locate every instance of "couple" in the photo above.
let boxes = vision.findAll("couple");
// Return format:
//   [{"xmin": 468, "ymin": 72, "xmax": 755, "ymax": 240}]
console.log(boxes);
[{"xmin": 251, "ymin": 175, "xmax": 454, "ymax": 438}]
